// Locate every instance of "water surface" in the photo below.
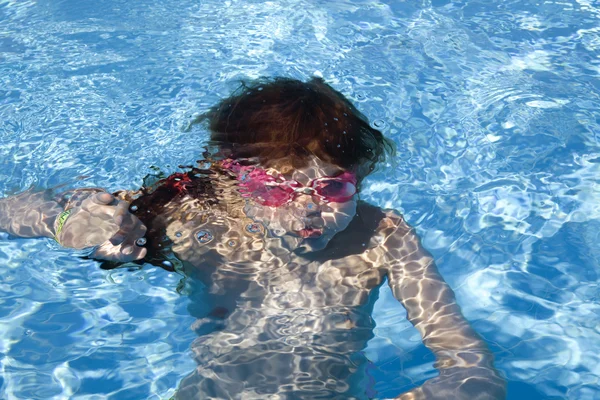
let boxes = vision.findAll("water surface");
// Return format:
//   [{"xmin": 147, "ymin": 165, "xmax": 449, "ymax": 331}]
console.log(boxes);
[{"xmin": 1, "ymin": 0, "xmax": 599, "ymax": 398}]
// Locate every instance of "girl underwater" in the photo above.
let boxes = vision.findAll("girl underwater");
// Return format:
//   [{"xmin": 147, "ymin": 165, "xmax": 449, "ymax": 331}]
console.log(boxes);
[{"xmin": 0, "ymin": 77, "xmax": 506, "ymax": 399}]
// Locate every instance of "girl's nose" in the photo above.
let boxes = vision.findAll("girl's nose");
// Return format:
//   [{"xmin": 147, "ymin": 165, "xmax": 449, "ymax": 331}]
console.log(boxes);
[
  {"xmin": 306, "ymin": 210, "xmax": 321, "ymax": 218},
  {"xmin": 310, "ymin": 216, "xmax": 325, "ymax": 228}
]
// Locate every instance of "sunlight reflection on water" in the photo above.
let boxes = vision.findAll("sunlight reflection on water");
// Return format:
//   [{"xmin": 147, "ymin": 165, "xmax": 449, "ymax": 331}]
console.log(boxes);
[{"xmin": 1, "ymin": 0, "xmax": 599, "ymax": 398}]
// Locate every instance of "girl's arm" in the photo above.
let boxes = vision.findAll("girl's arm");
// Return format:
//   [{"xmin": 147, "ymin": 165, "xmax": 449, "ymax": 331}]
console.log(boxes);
[
  {"xmin": 376, "ymin": 211, "xmax": 506, "ymax": 400},
  {"xmin": 0, "ymin": 188, "xmax": 64, "ymax": 238},
  {"xmin": 0, "ymin": 188, "xmax": 147, "ymax": 262}
]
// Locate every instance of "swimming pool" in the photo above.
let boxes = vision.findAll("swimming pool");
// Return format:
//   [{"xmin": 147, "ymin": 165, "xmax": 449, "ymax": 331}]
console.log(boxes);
[{"xmin": 1, "ymin": 0, "xmax": 599, "ymax": 398}]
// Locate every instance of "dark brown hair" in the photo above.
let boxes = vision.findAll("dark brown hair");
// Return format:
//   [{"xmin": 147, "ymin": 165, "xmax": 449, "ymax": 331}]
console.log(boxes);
[{"xmin": 194, "ymin": 77, "xmax": 395, "ymax": 180}]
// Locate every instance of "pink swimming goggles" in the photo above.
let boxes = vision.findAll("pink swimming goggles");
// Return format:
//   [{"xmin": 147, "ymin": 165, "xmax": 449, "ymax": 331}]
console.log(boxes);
[{"xmin": 222, "ymin": 159, "xmax": 357, "ymax": 207}]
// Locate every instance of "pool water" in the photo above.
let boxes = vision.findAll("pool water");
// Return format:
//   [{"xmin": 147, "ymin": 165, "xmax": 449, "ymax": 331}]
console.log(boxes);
[{"xmin": 1, "ymin": 0, "xmax": 599, "ymax": 399}]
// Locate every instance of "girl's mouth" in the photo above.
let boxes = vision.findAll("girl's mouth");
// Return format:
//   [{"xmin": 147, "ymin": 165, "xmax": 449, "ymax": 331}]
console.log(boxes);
[{"xmin": 297, "ymin": 228, "xmax": 323, "ymax": 238}]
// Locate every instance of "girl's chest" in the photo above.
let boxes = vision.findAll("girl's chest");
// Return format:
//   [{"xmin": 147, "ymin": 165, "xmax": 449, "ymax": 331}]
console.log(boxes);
[{"xmin": 166, "ymin": 217, "xmax": 384, "ymax": 303}]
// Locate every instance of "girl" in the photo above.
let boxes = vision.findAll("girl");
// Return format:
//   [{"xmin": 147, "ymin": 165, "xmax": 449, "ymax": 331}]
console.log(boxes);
[{"xmin": 0, "ymin": 77, "xmax": 505, "ymax": 399}]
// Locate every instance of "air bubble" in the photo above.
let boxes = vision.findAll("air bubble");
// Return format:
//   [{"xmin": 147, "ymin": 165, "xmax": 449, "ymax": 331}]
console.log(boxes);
[
  {"xmin": 228, "ymin": 240, "xmax": 236, "ymax": 247},
  {"xmin": 175, "ymin": 231, "xmax": 182, "ymax": 237},
  {"xmin": 373, "ymin": 120, "xmax": 385, "ymax": 128},
  {"xmin": 162, "ymin": 260, "xmax": 173, "ymax": 268},
  {"xmin": 337, "ymin": 26, "xmax": 354, "ymax": 36},
  {"xmin": 135, "ymin": 238, "xmax": 147, "ymax": 246},
  {"xmin": 337, "ymin": 144, "xmax": 341, "ymax": 148},
  {"xmin": 246, "ymin": 223, "xmax": 262, "ymax": 234},
  {"xmin": 130, "ymin": 205, "xmax": 138, "ymax": 212},
  {"xmin": 196, "ymin": 230, "xmax": 214, "ymax": 243}
]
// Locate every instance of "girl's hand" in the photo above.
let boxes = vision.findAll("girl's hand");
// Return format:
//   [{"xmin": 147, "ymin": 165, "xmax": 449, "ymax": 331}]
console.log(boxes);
[{"xmin": 56, "ymin": 192, "xmax": 147, "ymax": 262}]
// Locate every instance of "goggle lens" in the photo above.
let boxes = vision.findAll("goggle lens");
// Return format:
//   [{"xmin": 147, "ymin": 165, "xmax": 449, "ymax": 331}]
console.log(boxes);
[
  {"xmin": 313, "ymin": 179, "xmax": 356, "ymax": 202},
  {"xmin": 226, "ymin": 160, "xmax": 357, "ymax": 207},
  {"xmin": 255, "ymin": 185, "xmax": 295, "ymax": 207}
]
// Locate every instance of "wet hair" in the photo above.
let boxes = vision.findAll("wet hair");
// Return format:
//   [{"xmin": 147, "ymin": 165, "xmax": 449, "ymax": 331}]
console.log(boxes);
[{"xmin": 194, "ymin": 77, "xmax": 395, "ymax": 180}]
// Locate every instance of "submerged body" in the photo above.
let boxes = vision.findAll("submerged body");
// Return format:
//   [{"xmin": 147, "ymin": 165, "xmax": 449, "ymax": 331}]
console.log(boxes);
[
  {"xmin": 0, "ymin": 77, "xmax": 506, "ymax": 399},
  {"xmin": 114, "ymin": 160, "xmax": 392, "ymax": 397},
  {"xmin": 110, "ymin": 159, "xmax": 503, "ymax": 399},
  {"xmin": 0, "ymin": 159, "xmax": 506, "ymax": 399},
  {"xmin": 172, "ymin": 200, "xmax": 388, "ymax": 398}
]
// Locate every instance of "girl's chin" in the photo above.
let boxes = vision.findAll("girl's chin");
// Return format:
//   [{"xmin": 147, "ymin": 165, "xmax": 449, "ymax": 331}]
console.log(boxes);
[
  {"xmin": 293, "ymin": 232, "xmax": 334, "ymax": 254},
  {"xmin": 296, "ymin": 228, "xmax": 323, "ymax": 238}
]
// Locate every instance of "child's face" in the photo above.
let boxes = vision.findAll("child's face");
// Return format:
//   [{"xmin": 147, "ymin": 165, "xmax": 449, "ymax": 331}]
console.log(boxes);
[{"xmin": 240, "ymin": 156, "xmax": 358, "ymax": 253}]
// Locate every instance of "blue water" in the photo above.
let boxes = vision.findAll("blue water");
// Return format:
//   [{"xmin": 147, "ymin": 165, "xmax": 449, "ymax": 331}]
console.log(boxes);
[{"xmin": 1, "ymin": 0, "xmax": 599, "ymax": 398}]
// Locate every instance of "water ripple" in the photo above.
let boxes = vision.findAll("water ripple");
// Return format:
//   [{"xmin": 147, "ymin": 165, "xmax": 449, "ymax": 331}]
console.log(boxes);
[{"xmin": 1, "ymin": 0, "xmax": 600, "ymax": 398}]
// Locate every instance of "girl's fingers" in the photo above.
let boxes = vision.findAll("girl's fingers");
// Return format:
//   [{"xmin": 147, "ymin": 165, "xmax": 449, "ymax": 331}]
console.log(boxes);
[
  {"xmin": 94, "ymin": 192, "xmax": 115, "ymax": 205},
  {"xmin": 120, "ymin": 246, "xmax": 146, "ymax": 262},
  {"xmin": 112, "ymin": 200, "xmax": 130, "ymax": 226},
  {"xmin": 109, "ymin": 228, "xmax": 128, "ymax": 246},
  {"xmin": 91, "ymin": 196, "xmax": 147, "ymax": 261},
  {"xmin": 134, "ymin": 247, "xmax": 147, "ymax": 260},
  {"xmin": 119, "ymin": 223, "xmax": 147, "ymax": 249},
  {"xmin": 114, "ymin": 218, "xmax": 147, "ymax": 254},
  {"xmin": 110, "ymin": 220, "xmax": 146, "ymax": 247},
  {"xmin": 94, "ymin": 243, "xmax": 146, "ymax": 262}
]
